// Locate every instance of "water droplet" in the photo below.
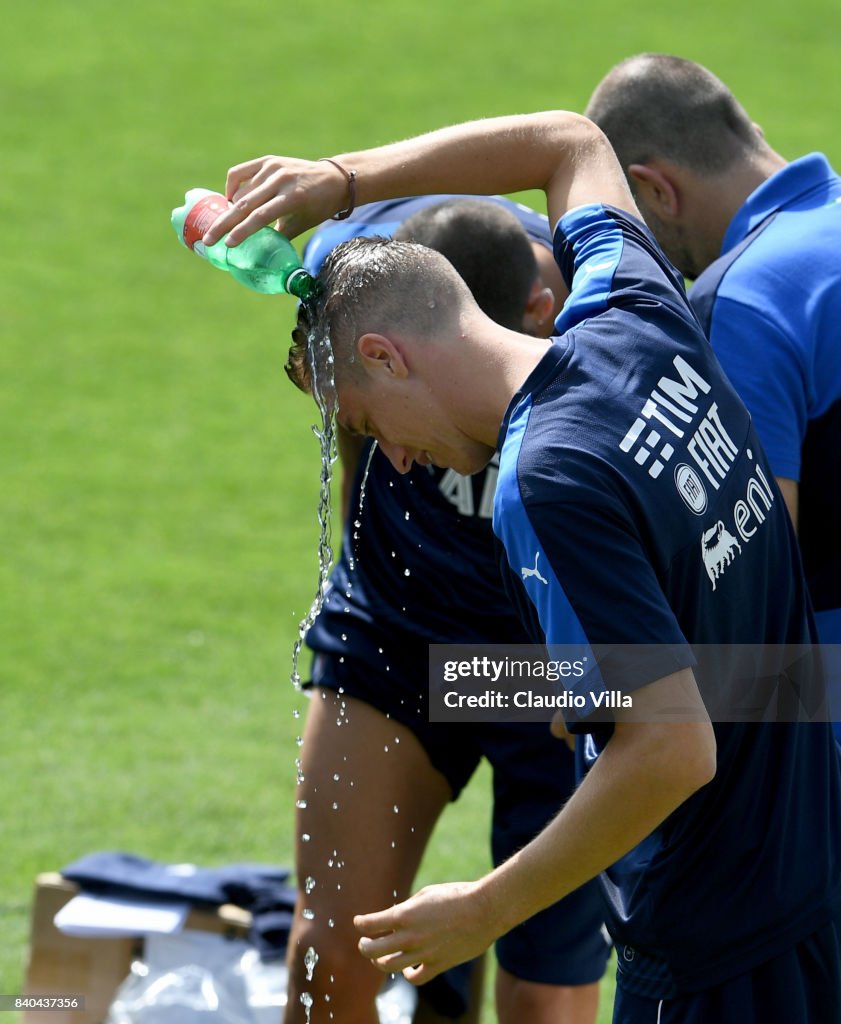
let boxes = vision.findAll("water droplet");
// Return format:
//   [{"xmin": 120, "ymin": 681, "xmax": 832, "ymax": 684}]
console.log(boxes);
[
  {"xmin": 302, "ymin": 833, "xmax": 312, "ymax": 843},
  {"xmin": 292, "ymin": 708, "xmax": 301, "ymax": 719},
  {"xmin": 302, "ymin": 908, "xmax": 315, "ymax": 920},
  {"xmin": 296, "ymin": 799, "xmax": 308, "ymax": 809},
  {"xmin": 304, "ymin": 946, "xmax": 319, "ymax": 981},
  {"xmin": 305, "ymin": 876, "xmax": 316, "ymax": 894},
  {"xmin": 296, "ymin": 736, "xmax": 304, "ymax": 747},
  {"xmin": 393, "ymin": 804, "xmax": 400, "ymax": 813},
  {"xmin": 404, "ymin": 511, "xmax": 411, "ymax": 521},
  {"xmin": 404, "ymin": 568, "xmax": 411, "ymax": 577},
  {"xmin": 384, "ymin": 745, "xmax": 389, "ymax": 753},
  {"xmin": 328, "ymin": 918, "xmax": 335, "ymax": 928},
  {"xmin": 333, "ymin": 773, "xmax": 340, "ymax": 782},
  {"xmin": 332, "ymin": 801, "xmax": 339, "ymax": 810}
]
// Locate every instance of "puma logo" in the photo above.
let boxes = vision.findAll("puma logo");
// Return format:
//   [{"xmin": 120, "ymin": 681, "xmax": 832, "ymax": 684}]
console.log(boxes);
[{"xmin": 521, "ymin": 552, "xmax": 549, "ymax": 585}]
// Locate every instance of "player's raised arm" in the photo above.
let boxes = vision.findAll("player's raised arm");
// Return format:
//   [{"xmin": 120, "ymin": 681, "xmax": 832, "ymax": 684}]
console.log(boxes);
[{"xmin": 202, "ymin": 112, "xmax": 638, "ymax": 247}]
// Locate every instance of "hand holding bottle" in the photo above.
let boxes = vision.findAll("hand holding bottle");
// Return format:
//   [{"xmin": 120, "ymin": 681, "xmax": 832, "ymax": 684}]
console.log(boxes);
[
  {"xmin": 172, "ymin": 187, "xmax": 319, "ymax": 300},
  {"xmin": 201, "ymin": 156, "xmax": 357, "ymax": 249}
]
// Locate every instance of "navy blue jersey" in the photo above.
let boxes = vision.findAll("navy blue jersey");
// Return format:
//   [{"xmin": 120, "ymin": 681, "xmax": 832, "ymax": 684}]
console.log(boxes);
[
  {"xmin": 494, "ymin": 203, "xmax": 841, "ymax": 992},
  {"xmin": 302, "ymin": 195, "xmax": 553, "ymax": 275},
  {"xmin": 689, "ymin": 154, "xmax": 841, "ymax": 643},
  {"xmin": 307, "ymin": 197, "xmax": 553, "ymax": 652}
]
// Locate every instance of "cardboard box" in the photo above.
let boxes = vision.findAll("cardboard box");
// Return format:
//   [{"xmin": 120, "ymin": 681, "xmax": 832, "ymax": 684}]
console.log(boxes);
[{"xmin": 22, "ymin": 873, "xmax": 252, "ymax": 1024}]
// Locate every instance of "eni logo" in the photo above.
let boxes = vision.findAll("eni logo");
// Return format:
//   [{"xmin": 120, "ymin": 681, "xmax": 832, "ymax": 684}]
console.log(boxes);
[{"xmin": 701, "ymin": 520, "xmax": 742, "ymax": 590}]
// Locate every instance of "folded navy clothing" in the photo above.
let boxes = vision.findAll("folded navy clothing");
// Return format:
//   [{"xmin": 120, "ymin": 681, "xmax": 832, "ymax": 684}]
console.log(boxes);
[{"xmin": 61, "ymin": 851, "xmax": 296, "ymax": 957}]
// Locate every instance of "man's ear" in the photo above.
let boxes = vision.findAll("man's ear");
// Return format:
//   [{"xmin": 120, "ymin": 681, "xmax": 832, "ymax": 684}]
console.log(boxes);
[
  {"xmin": 628, "ymin": 163, "xmax": 681, "ymax": 218},
  {"xmin": 522, "ymin": 283, "xmax": 556, "ymax": 337},
  {"xmin": 357, "ymin": 333, "xmax": 409, "ymax": 379}
]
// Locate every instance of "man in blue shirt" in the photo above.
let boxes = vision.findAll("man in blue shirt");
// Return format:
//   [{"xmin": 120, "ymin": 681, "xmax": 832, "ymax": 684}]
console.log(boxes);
[
  {"xmin": 290, "ymin": 197, "xmax": 609, "ymax": 1024},
  {"xmin": 203, "ymin": 111, "xmax": 841, "ymax": 1023},
  {"xmin": 585, "ymin": 55, "xmax": 841, "ymax": 733}
]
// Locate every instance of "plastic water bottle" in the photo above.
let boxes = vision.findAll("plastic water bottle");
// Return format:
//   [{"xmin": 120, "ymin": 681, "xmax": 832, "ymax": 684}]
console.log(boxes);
[{"xmin": 172, "ymin": 188, "xmax": 318, "ymax": 301}]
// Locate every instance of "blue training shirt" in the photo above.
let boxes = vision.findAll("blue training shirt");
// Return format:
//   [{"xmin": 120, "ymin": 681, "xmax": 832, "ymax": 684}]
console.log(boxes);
[
  {"xmin": 494, "ymin": 203, "xmax": 841, "ymax": 994},
  {"xmin": 302, "ymin": 194, "xmax": 553, "ymax": 275},
  {"xmin": 689, "ymin": 153, "xmax": 841, "ymax": 645},
  {"xmin": 306, "ymin": 196, "xmax": 553, "ymax": 654}
]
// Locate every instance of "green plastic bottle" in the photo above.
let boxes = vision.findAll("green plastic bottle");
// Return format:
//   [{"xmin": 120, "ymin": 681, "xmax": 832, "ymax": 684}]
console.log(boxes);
[{"xmin": 171, "ymin": 188, "xmax": 318, "ymax": 301}]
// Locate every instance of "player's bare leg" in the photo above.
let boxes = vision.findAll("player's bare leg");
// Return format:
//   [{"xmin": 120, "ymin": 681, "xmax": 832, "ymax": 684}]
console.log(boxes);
[
  {"xmin": 285, "ymin": 688, "xmax": 452, "ymax": 1024},
  {"xmin": 496, "ymin": 965, "xmax": 600, "ymax": 1024}
]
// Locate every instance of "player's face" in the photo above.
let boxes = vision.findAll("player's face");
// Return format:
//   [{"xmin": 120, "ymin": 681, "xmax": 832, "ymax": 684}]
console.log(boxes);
[{"xmin": 336, "ymin": 377, "xmax": 495, "ymax": 477}]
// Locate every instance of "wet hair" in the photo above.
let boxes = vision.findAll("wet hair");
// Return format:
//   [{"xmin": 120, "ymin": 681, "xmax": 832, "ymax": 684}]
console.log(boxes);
[
  {"xmin": 286, "ymin": 200, "xmax": 540, "ymax": 393},
  {"xmin": 585, "ymin": 53, "xmax": 762, "ymax": 176},
  {"xmin": 285, "ymin": 235, "xmax": 470, "ymax": 394},
  {"xmin": 393, "ymin": 198, "xmax": 537, "ymax": 331}
]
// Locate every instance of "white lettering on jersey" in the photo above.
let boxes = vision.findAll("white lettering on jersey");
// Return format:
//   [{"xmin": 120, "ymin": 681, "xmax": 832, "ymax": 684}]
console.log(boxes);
[
  {"xmin": 620, "ymin": 355, "xmax": 712, "ymax": 478},
  {"xmin": 438, "ymin": 453, "xmax": 498, "ymax": 519},
  {"xmin": 699, "ymin": 448, "xmax": 775, "ymax": 590},
  {"xmin": 438, "ymin": 469, "xmax": 474, "ymax": 515},
  {"xmin": 686, "ymin": 403, "xmax": 739, "ymax": 491},
  {"xmin": 621, "ymin": 356, "xmax": 740, "ymax": 492}
]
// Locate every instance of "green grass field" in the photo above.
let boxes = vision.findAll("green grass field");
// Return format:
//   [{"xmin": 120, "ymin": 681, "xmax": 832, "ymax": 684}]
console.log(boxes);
[{"xmin": 3, "ymin": 1, "xmax": 840, "ymax": 1019}]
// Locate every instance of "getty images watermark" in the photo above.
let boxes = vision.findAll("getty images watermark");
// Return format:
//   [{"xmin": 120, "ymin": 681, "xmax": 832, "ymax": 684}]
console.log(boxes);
[{"xmin": 428, "ymin": 643, "xmax": 841, "ymax": 724}]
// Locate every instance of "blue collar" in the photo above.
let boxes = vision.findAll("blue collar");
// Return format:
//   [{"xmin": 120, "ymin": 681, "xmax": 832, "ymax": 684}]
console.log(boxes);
[{"xmin": 722, "ymin": 153, "xmax": 836, "ymax": 253}]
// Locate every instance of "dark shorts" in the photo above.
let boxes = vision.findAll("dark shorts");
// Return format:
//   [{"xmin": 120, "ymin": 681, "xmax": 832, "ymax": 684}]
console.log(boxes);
[
  {"xmin": 310, "ymin": 645, "xmax": 611, "ymax": 986},
  {"xmin": 613, "ymin": 916, "xmax": 841, "ymax": 1024}
]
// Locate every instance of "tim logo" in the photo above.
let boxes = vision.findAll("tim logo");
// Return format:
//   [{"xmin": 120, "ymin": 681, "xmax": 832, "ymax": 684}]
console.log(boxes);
[
  {"xmin": 701, "ymin": 520, "xmax": 742, "ymax": 590},
  {"xmin": 619, "ymin": 356, "xmax": 711, "ymax": 479}
]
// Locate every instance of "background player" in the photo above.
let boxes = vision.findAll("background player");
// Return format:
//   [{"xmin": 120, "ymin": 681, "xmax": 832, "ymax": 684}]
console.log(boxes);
[{"xmin": 585, "ymin": 54, "xmax": 841, "ymax": 732}]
